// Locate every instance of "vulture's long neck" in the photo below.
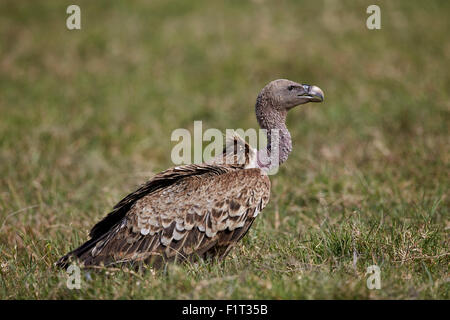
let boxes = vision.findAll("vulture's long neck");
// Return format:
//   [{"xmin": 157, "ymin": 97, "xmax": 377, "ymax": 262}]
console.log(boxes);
[{"xmin": 255, "ymin": 93, "xmax": 292, "ymax": 170}]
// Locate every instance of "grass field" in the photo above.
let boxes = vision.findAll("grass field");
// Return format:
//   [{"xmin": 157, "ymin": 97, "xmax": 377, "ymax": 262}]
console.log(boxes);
[{"xmin": 0, "ymin": 0, "xmax": 448, "ymax": 299}]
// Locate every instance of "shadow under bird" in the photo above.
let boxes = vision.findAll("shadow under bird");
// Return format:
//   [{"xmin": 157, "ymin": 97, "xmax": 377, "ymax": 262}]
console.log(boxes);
[{"xmin": 56, "ymin": 79, "xmax": 324, "ymax": 269}]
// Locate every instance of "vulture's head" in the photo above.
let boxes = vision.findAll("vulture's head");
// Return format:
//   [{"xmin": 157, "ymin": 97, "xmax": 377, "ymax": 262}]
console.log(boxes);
[
  {"xmin": 255, "ymin": 79, "xmax": 324, "ymax": 167},
  {"xmin": 258, "ymin": 79, "xmax": 324, "ymax": 112}
]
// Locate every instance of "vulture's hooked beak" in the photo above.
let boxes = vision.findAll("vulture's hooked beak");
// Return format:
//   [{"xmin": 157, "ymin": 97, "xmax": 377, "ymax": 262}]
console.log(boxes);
[{"xmin": 301, "ymin": 84, "xmax": 324, "ymax": 102}]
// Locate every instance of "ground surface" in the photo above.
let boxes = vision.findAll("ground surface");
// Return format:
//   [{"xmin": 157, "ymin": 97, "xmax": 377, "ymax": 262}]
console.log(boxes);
[{"xmin": 0, "ymin": 0, "xmax": 448, "ymax": 299}]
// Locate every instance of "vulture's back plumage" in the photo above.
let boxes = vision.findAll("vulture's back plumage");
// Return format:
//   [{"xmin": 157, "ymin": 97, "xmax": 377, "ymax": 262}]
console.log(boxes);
[{"xmin": 56, "ymin": 135, "xmax": 270, "ymax": 268}]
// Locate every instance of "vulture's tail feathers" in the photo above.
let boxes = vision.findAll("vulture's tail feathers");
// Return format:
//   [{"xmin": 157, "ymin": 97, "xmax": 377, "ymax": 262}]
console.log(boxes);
[{"xmin": 55, "ymin": 235, "xmax": 105, "ymax": 269}]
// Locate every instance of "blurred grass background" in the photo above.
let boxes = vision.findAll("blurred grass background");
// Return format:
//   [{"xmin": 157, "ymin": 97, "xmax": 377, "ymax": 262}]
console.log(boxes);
[{"xmin": 0, "ymin": 0, "xmax": 448, "ymax": 299}]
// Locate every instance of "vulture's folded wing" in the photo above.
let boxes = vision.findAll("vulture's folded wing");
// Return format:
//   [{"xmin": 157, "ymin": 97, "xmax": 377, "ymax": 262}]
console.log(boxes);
[{"xmin": 57, "ymin": 164, "xmax": 270, "ymax": 268}]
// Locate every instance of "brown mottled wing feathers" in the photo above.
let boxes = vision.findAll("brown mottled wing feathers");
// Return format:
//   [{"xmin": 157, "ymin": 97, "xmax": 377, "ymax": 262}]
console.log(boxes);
[
  {"xmin": 56, "ymin": 134, "xmax": 270, "ymax": 268},
  {"xmin": 86, "ymin": 167, "xmax": 270, "ymax": 267},
  {"xmin": 89, "ymin": 164, "xmax": 230, "ymax": 239}
]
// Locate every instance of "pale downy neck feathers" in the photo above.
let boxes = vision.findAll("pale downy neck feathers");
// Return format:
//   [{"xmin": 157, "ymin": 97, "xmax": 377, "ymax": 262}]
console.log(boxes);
[
  {"xmin": 255, "ymin": 88, "xmax": 292, "ymax": 170},
  {"xmin": 209, "ymin": 82, "xmax": 295, "ymax": 172}
]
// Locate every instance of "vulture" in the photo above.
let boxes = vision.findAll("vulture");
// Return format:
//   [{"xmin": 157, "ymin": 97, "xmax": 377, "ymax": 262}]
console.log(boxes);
[{"xmin": 56, "ymin": 79, "xmax": 324, "ymax": 269}]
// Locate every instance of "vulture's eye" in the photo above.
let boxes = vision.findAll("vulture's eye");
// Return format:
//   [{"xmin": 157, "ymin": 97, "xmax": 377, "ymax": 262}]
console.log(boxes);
[{"xmin": 288, "ymin": 85, "xmax": 295, "ymax": 91}]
